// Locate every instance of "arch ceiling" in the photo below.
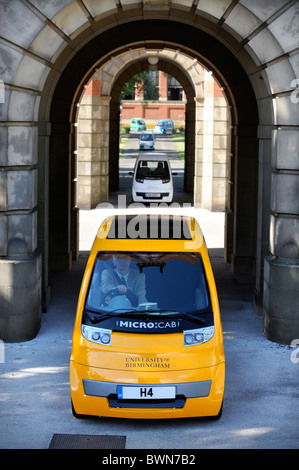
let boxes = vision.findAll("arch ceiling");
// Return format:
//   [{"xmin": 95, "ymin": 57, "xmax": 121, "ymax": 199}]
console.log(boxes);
[
  {"xmin": 1, "ymin": 0, "xmax": 298, "ymax": 118},
  {"xmin": 87, "ymin": 47, "xmax": 203, "ymax": 100}
]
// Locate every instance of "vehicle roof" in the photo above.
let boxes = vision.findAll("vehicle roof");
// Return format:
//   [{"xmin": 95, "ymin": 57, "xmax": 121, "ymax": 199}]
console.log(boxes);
[
  {"xmin": 92, "ymin": 214, "xmax": 206, "ymax": 253},
  {"xmin": 137, "ymin": 152, "xmax": 168, "ymax": 161}
]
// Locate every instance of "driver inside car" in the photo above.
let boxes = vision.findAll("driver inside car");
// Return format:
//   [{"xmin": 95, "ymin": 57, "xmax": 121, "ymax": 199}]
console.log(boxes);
[{"xmin": 101, "ymin": 256, "xmax": 147, "ymax": 307}]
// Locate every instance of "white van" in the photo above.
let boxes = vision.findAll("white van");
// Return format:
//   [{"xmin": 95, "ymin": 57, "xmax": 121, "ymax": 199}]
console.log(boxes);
[
  {"xmin": 131, "ymin": 153, "xmax": 174, "ymax": 203},
  {"xmin": 139, "ymin": 131, "xmax": 155, "ymax": 150}
]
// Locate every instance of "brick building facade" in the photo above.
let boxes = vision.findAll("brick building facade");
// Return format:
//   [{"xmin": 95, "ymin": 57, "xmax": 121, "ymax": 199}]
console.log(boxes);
[
  {"xmin": 120, "ymin": 71, "xmax": 186, "ymax": 125},
  {"xmin": 84, "ymin": 70, "xmax": 225, "ymax": 127}
]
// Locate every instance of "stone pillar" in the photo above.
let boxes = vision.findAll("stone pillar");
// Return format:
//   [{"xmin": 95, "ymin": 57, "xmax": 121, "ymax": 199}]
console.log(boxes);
[
  {"xmin": 109, "ymin": 100, "xmax": 120, "ymax": 192},
  {"xmin": 0, "ymin": 124, "xmax": 41, "ymax": 342},
  {"xmin": 49, "ymin": 123, "xmax": 73, "ymax": 271},
  {"xmin": 253, "ymin": 125, "xmax": 272, "ymax": 315},
  {"xmin": 263, "ymin": 126, "xmax": 299, "ymax": 344},
  {"xmin": 194, "ymin": 75, "xmax": 228, "ymax": 211},
  {"xmin": 194, "ymin": 96, "xmax": 204, "ymax": 205},
  {"xmin": 230, "ymin": 124, "xmax": 258, "ymax": 278},
  {"xmin": 37, "ymin": 121, "xmax": 51, "ymax": 311},
  {"xmin": 77, "ymin": 93, "xmax": 110, "ymax": 209},
  {"xmin": 211, "ymin": 85, "xmax": 228, "ymax": 211},
  {"xmin": 184, "ymin": 101, "xmax": 195, "ymax": 193}
]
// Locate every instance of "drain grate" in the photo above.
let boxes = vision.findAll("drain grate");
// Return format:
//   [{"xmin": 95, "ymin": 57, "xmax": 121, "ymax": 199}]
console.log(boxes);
[{"xmin": 49, "ymin": 434, "xmax": 126, "ymax": 449}]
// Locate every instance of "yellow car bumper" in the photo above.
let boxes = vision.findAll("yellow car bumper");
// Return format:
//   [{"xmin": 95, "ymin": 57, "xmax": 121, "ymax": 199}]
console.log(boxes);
[{"xmin": 70, "ymin": 360, "xmax": 225, "ymax": 419}]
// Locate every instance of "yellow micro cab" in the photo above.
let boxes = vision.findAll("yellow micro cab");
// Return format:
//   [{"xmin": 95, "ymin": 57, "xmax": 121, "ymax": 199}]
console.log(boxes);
[{"xmin": 70, "ymin": 215, "xmax": 225, "ymax": 419}]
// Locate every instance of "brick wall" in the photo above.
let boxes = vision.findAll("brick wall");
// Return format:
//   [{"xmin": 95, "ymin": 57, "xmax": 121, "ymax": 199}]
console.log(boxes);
[
  {"xmin": 84, "ymin": 79, "xmax": 102, "ymax": 95},
  {"xmin": 120, "ymin": 101, "xmax": 186, "ymax": 124},
  {"xmin": 83, "ymin": 75, "xmax": 223, "ymax": 125}
]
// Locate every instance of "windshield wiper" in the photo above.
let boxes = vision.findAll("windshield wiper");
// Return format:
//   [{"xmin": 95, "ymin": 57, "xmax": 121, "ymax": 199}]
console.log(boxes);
[
  {"xmin": 85, "ymin": 307, "xmax": 208, "ymax": 326},
  {"xmin": 137, "ymin": 309, "xmax": 206, "ymax": 325},
  {"xmin": 163, "ymin": 310, "xmax": 206, "ymax": 325},
  {"xmin": 84, "ymin": 307, "xmax": 139, "ymax": 324}
]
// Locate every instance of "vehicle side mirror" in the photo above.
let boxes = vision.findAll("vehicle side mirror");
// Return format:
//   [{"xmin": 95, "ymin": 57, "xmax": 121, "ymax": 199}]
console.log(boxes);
[
  {"xmin": 128, "ymin": 171, "xmax": 134, "ymax": 175},
  {"xmin": 172, "ymin": 172, "xmax": 177, "ymax": 176}
]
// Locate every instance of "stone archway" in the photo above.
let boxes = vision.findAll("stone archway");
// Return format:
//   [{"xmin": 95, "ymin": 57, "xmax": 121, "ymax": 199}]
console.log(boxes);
[
  {"xmin": 108, "ymin": 54, "xmax": 198, "ymax": 195},
  {"xmin": 75, "ymin": 47, "xmax": 230, "ymax": 211},
  {"xmin": 49, "ymin": 20, "xmax": 259, "ymax": 320},
  {"xmin": 0, "ymin": 2, "xmax": 298, "ymax": 344},
  {"xmin": 75, "ymin": 49, "xmax": 197, "ymax": 208}
]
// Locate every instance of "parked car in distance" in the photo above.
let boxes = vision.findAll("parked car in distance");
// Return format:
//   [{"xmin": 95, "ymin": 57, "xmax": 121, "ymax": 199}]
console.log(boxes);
[
  {"xmin": 154, "ymin": 119, "xmax": 174, "ymax": 134},
  {"xmin": 139, "ymin": 131, "xmax": 155, "ymax": 150},
  {"xmin": 130, "ymin": 118, "xmax": 146, "ymax": 131},
  {"xmin": 130, "ymin": 152, "xmax": 174, "ymax": 203}
]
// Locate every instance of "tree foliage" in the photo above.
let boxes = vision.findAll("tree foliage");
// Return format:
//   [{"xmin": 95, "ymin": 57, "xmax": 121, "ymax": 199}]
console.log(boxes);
[{"xmin": 120, "ymin": 71, "xmax": 159, "ymax": 101}]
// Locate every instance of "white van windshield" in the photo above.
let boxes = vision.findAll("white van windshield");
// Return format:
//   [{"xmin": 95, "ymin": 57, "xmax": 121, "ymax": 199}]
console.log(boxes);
[
  {"xmin": 85, "ymin": 252, "xmax": 211, "ymax": 316},
  {"xmin": 140, "ymin": 133, "xmax": 153, "ymax": 141},
  {"xmin": 136, "ymin": 160, "xmax": 170, "ymax": 180}
]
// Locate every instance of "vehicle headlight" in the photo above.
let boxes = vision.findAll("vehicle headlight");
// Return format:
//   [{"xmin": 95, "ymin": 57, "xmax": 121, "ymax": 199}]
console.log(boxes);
[
  {"xmin": 81, "ymin": 325, "xmax": 111, "ymax": 346},
  {"xmin": 184, "ymin": 326, "xmax": 214, "ymax": 346}
]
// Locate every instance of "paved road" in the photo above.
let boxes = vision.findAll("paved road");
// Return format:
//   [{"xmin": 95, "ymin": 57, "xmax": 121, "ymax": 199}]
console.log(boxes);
[
  {"xmin": 0, "ymin": 134, "xmax": 298, "ymax": 450},
  {"xmin": 109, "ymin": 132, "xmax": 193, "ymax": 207},
  {"xmin": 1, "ymin": 249, "xmax": 298, "ymax": 449}
]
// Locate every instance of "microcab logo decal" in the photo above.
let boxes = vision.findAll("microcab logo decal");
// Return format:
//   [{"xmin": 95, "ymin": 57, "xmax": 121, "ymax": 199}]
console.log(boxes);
[{"xmin": 115, "ymin": 319, "xmax": 180, "ymax": 330}]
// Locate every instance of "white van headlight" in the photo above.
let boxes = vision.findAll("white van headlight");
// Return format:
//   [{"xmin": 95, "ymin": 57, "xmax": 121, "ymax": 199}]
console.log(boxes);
[
  {"xmin": 81, "ymin": 325, "xmax": 111, "ymax": 346},
  {"xmin": 184, "ymin": 326, "xmax": 214, "ymax": 346}
]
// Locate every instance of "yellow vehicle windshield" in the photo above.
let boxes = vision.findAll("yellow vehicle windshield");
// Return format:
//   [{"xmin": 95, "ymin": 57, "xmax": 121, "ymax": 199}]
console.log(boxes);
[{"xmin": 83, "ymin": 251, "xmax": 213, "ymax": 334}]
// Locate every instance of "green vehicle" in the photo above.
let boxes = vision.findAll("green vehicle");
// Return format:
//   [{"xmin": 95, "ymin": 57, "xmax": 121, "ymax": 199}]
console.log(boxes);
[{"xmin": 130, "ymin": 118, "xmax": 146, "ymax": 131}]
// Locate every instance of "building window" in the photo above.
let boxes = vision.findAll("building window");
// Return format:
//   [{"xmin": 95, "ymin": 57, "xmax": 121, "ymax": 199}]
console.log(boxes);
[{"xmin": 168, "ymin": 75, "xmax": 183, "ymax": 101}]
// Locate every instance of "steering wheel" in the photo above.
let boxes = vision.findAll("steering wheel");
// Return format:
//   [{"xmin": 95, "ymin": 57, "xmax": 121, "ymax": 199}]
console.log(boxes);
[
  {"xmin": 102, "ymin": 288, "xmax": 122, "ymax": 305},
  {"xmin": 102, "ymin": 288, "xmax": 138, "ymax": 307}
]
